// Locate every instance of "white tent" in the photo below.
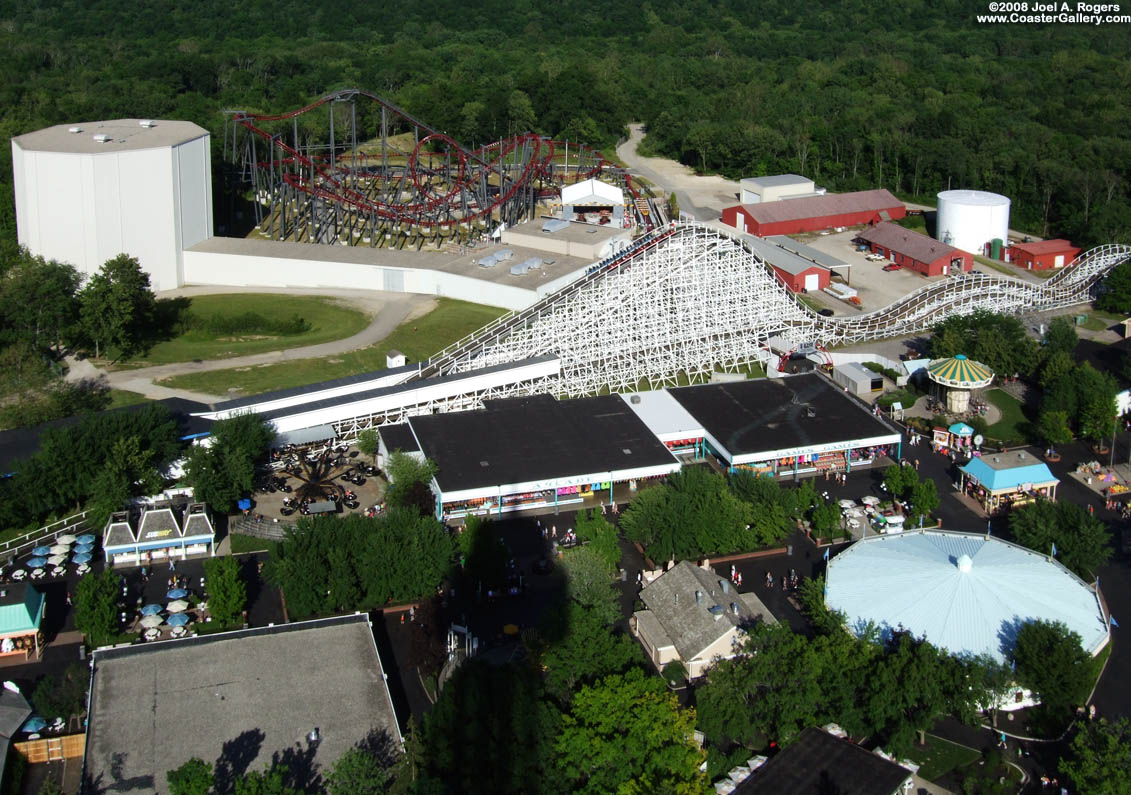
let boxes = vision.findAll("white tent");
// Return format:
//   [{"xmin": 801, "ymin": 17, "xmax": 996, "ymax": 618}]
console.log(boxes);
[{"xmin": 561, "ymin": 178, "xmax": 624, "ymax": 207}]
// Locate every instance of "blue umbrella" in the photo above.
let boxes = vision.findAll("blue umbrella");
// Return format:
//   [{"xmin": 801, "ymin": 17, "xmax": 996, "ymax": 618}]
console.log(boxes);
[
  {"xmin": 31, "ymin": 546, "xmax": 51, "ymax": 557},
  {"xmin": 166, "ymin": 588, "xmax": 188, "ymax": 599},
  {"xmin": 26, "ymin": 557, "xmax": 47, "ymax": 568},
  {"xmin": 72, "ymin": 552, "xmax": 92, "ymax": 565},
  {"xmin": 166, "ymin": 613, "xmax": 191, "ymax": 627},
  {"xmin": 76, "ymin": 534, "xmax": 95, "ymax": 544},
  {"xmin": 140, "ymin": 604, "xmax": 163, "ymax": 616},
  {"xmin": 21, "ymin": 716, "xmax": 46, "ymax": 733},
  {"xmin": 237, "ymin": 498, "xmax": 252, "ymax": 511},
  {"xmin": 76, "ymin": 540, "xmax": 95, "ymax": 549}
]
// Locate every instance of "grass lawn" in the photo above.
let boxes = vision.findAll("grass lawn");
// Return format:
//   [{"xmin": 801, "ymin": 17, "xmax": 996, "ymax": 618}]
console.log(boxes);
[
  {"xmin": 1076, "ymin": 309, "xmax": 1125, "ymax": 332},
  {"xmin": 160, "ymin": 298, "xmax": 507, "ymax": 398},
  {"xmin": 229, "ymin": 533, "xmax": 282, "ymax": 557},
  {"xmin": 110, "ymin": 294, "xmax": 369, "ymax": 367},
  {"xmin": 895, "ymin": 215, "xmax": 927, "ymax": 232},
  {"xmin": 974, "ymin": 255, "xmax": 1019, "ymax": 278},
  {"xmin": 107, "ymin": 389, "xmax": 149, "ymax": 409},
  {"xmin": 906, "ymin": 735, "xmax": 981, "ymax": 781},
  {"xmin": 986, "ymin": 388, "xmax": 1030, "ymax": 443}
]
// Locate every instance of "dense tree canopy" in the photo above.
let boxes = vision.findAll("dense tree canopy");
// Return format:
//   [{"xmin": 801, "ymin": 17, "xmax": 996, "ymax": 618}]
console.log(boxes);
[
  {"xmin": 1060, "ymin": 718, "xmax": 1131, "ymax": 794},
  {"xmin": 1010, "ymin": 499, "xmax": 1111, "ymax": 580},
  {"xmin": 202, "ymin": 554, "xmax": 247, "ymax": 629},
  {"xmin": 1012, "ymin": 619, "xmax": 1095, "ymax": 720},
  {"xmin": 928, "ymin": 310, "xmax": 1040, "ymax": 379},
  {"xmin": 77, "ymin": 254, "xmax": 158, "ymax": 361},
  {"xmin": 185, "ymin": 412, "xmax": 275, "ymax": 512},
  {"xmin": 74, "ymin": 569, "xmax": 121, "ymax": 648}
]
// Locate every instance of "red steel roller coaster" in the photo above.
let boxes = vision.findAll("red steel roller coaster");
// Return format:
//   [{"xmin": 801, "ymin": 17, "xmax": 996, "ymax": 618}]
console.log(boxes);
[{"xmin": 225, "ymin": 88, "xmax": 655, "ymax": 247}]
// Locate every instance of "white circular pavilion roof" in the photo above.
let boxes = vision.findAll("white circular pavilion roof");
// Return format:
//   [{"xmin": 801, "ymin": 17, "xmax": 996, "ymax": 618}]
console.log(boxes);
[{"xmin": 825, "ymin": 530, "xmax": 1109, "ymax": 663}]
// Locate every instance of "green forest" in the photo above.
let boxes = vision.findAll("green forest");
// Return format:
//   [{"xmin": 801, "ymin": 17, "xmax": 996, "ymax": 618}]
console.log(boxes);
[{"xmin": 1, "ymin": 0, "xmax": 1130, "ymax": 257}]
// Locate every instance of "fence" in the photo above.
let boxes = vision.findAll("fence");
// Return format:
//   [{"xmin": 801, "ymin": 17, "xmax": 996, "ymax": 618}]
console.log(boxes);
[
  {"xmin": 13, "ymin": 733, "xmax": 86, "ymax": 763},
  {"xmin": 229, "ymin": 516, "xmax": 294, "ymax": 541},
  {"xmin": 0, "ymin": 511, "xmax": 93, "ymax": 563}
]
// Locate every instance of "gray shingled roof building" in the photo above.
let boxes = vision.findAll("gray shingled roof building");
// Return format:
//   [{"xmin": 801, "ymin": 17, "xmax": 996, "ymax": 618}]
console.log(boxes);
[{"xmin": 632, "ymin": 561, "xmax": 775, "ymax": 679}]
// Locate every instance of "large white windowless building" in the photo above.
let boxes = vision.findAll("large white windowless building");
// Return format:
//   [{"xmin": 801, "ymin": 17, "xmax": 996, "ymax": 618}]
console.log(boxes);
[{"xmin": 11, "ymin": 119, "xmax": 212, "ymax": 291}]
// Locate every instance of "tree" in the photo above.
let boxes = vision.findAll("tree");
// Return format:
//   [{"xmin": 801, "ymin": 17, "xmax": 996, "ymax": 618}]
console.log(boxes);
[
  {"xmin": 1013, "ymin": 619, "xmax": 1093, "ymax": 718},
  {"xmin": 560, "ymin": 546, "xmax": 619, "ymax": 623},
  {"xmin": 1061, "ymin": 718, "xmax": 1131, "ymax": 794},
  {"xmin": 0, "ymin": 250, "xmax": 82, "ymax": 350},
  {"xmin": 31, "ymin": 663, "xmax": 88, "ymax": 722},
  {"xmin": 74, "ymin": 569, "xmax": 120, "ymax": 647},
  {"xmin": 907, "ymin": 477, "xmax": 939, "ymax": 526},
  {"xmin": 553, "ymin": 667, "xmax": 707, "ymax": 795},
  {"xmin": 1039, "ymin": 410, "xmax": 1073, "ymax": 449},
  {"xmin": 203, "ymin": 555, "xmax": 246, "ymax": 629},
  {"xmin": 78, "ymin": 254, "xmax": 157, "ymax": 360},
  {"xmin": 167, "ymin": 758, "xmax": 214, "ymax": 795},
  {"xmin": 882, "ymin": 463, "xmax": 918, "ymax": 499},
  {"xmin": 89, "ymin": 434, "xmax": 163, "ymax": 527},
  {"xmin": 384, "ymin": 451, "xmax": 438, "ymax": 517},
  {"xmin": 325, "ymin": 747, "xmax": 388, "ymax": 795},
  {"xmin": 1097, "ymin": 261, "xmax": 1131, "ymax": 313},
  {"xmin": 1075, "ymin": 362, "xmax": 1118, "ymax": 445},
  {"xmin": 574, "ymin": 508, "xmax": 620, "ymax": 570},
  {"xmin": 185, "ymin": 413, "xmax": 275, "ymax": 512},
  {"xmin": 619, "ymin": 467, "xmax": 752, "ymax": 562},
  {"xmin": 536, "ymin": 599, "xmax": 639, "ymax": 703},
  {"xmin": 1043, "ymin": 316, "xmax": 1079, "ymax": 356},
  {"xmin": 356, "ymin": 429, "xmax": 379, "ymax": 463},
  {"xmin": 809, "ymin": 501, "xmax": 841, "ymax": 537},
  {"xmin": 507, "ymin": 90, "xmax": 537, "ymax": 134},
  {"xmin": 1040, "ymin": 350, "xmax": 1076, "ymax": 388},
  {"xmin": 232, "ymin": 763, "xmax": 299, "ymax": 795},
  {"xmin": 1010, "ymin": 499, "xmax": 1111, "ymax": 580}
]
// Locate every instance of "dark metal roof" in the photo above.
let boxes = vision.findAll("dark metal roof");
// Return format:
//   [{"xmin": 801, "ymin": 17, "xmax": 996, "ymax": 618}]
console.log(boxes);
[
  {"xmin": 668, "ymin": 374, "xmax": 897, "ymax": 458},
  {"xmin": 210, "ymin": 362, "xmax": 422, "ymax": 413},
  {"xmin": 739, "ymin": 189, "xmax": 903, "ymax": 225},
  {"xmin": 735, "ymin": 727, "xmax": 910, "ymax": 794},
  {"xmin": 379, "ymin": 423, "xmax": 419, "ymax": 454},
  {"xmin": 408, "ymin": 393, "xmax": 679, "ymax": 493}
]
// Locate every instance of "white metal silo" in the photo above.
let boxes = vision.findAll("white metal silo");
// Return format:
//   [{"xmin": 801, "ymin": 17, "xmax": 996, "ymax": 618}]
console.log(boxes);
[{"xmin": 935, "ymin": 190, "xmax": 1010, "ymax": 256}]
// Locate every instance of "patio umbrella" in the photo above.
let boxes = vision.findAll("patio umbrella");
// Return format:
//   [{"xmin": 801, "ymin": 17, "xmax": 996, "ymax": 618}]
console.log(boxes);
[
  {"xmin": 166, "ymin": 588, "xmax": 188, "ymax": 599},
  {"xmin": 26, "ymin": 557, "xmax": 47, "ymax": 568},
  {"xmin": 140, "ymin": 615, "xmax": 163, "ymax": 629},
  {"xmin": 72, "ymin": 552, "xmax": 92, "ymax": 565},
  {"xmin": 47, "ymin": 555, "xmax": 67, "ymax": 567},
  {"xmin": 31, "ymin": 546, "xmax": 51, "ymax": 557},
  {"xmin": 75, "ymin": 542, "xmax": 95, "ymax": 553},
  {"xmin": 21, "ymin": 716, "xmax": 47, "ymax": 733},
  {"xmin": 140, "ymin": 604, "xmax": 163, "ymax": 616},
  {"xmin": 56, "ymin": 534, "xmax": 76, "ymax": 545},
  {"xmin": 76, "ymin": 534, "xmax": 95, "ymax": 544},
  {"xmin": 861, "ymin": 495, "xmax": 881, "ymax": 506},
  {"xmin": 166, "ymin": 600, "xmax": 189, "ymax": 613},
  {"xmin": 237, "ymin": 498, "xmax": 252, "ymax": 511},
  {"xmin": 49, "ymin": 544, "xmax": 70, "ymax": 555},
  {"xmin": 837, "ymin": 499, "xmax": 856, "ymax": 509},
  {"xmin": 166, "ymin": 613, "xmax": 191, "ymax": 627}
]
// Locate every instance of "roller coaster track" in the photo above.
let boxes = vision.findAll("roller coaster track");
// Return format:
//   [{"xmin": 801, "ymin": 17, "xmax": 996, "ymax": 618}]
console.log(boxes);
[
  {"xmin": 411, "ymin": 225, "xmax": 1131, "ymax": 398},
  {"xmin": 225, "ymin": 89, "xmax": 653, "ymax": 245}
]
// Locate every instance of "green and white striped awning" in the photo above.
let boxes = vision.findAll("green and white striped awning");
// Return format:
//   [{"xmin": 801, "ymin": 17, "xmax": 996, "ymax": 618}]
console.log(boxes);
[{"xmin": 927, "ymin": 354, "xmax": 994, "ymax": 388}]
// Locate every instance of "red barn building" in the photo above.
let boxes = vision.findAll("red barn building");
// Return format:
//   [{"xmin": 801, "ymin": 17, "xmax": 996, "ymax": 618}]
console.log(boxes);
[
  {"xmin": 856, "ymin": 222, "xmax": 972, "ymax": 277},
  {"xmin": 1008, "ymin": 239, "xmax": 1080, "ymax": 270},
  {"xmin": 721, "ymin": 189, "xmax": 906, "ymax": 237},
  {"xmin": 747, "ymin": 236, "xmax": 830, "ymax": 293}
]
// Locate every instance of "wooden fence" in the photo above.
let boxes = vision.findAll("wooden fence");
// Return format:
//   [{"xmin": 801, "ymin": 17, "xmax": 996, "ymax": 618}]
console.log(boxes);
[{"xmin": 13, "ymin": 733, "xmax": 85, "ymax": 762}]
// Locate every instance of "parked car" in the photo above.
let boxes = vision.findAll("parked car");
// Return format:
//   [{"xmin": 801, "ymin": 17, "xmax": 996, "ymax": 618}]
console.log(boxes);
[
  {"xmin": 865, "ymin": 253, "xmax": 885, "ymax": 262},
  {"xmin": 883, "ymin": 263, "xmax": 902, "ymax": 271}
]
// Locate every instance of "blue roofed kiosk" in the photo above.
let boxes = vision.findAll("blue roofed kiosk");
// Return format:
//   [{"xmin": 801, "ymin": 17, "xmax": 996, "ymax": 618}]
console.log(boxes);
[
  {"xmin": 958, "ymin": 448, "xmax": 1059, "ymax": 514},
  {"xmin": 0, "ymin": 584, "xmax": 45, "ymax": 659}
]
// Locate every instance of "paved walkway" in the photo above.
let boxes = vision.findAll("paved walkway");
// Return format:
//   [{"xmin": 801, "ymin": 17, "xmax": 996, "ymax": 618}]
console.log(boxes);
[{"xmin": 65, "ymin": 290, "xmax": 434, "ymax": 405}]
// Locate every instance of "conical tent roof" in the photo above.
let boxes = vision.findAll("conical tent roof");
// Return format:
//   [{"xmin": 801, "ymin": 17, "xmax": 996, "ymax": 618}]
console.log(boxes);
[
  {"xmin": 927, "ymin": 354, "xmax": 994, "ymax": 388},
  {"xmin": 825, "ymin": 531, "xmax": 1109, "ymax": 663}
]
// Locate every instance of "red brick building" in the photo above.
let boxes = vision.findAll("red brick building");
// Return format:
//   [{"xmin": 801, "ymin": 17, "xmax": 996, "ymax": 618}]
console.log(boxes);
[
  {"xmin": 1008, "ymin": 239, "xmax": 1080, "ymax": 270},
  {"xmin": 856, "ymin": 222, "xmax": 972, "ymax": 277},
  {"xmin": 721, "ymin": 189, "xmax": 906, "ymax": 237}
]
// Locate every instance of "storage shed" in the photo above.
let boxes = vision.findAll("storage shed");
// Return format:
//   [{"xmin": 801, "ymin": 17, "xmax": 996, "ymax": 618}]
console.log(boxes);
[
  {"xmin": 746, "ymin": 236, "xmax": 830, "ymax": 293},
  {"xmin": 1008, "ymin": 239, "xmax": 1080, "ymax": 270},
  {"xmin": 832, "ymin": 362, "xmax": 882, "ymax": 395}
]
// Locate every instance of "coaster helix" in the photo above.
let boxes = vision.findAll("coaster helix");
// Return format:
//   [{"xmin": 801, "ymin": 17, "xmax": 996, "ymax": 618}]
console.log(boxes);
[{"xmin": 225, "ymin": 89, "xmax": 654, "ymax": 247}]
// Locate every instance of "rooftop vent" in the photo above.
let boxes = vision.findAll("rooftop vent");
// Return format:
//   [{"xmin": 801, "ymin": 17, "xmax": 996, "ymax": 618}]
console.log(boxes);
[
  {"xmin": 695, "ymin": 590, "xmax": 702, "ymax": 605},
  {"xmin": 806, "ymin": 407, "xmax": 816, "ymax": 418},
  {"xmin": 719, "ymin": 579, "xmax": 729, "ymax": 594},
  {"xmin": 731, "ymin": 602, "xmax": 739, "ymax": 616},
  {"xmin": 139, "ymin": 120, "xmax": 156, "ymax": 128},
  {"xmin": 67, "ymin": 127, "xmax": 82, "ymax": 134},
  {"xmin": 1017, "ymin": 452, "xmax": 1026, "ymax": 459},
  {"xmin": 622, "ymin": 448, "xmax": 632, "ymax": 455},
  {"xmin": 92, "ymin": 134, "xmax": 112, "ymax": 144},
  {"xmin": 956, "ymin": 554, "xmax": 973, "ymax": 573},
  {"xmin": 993, "ymin": 456, "xmax": 1001, "ymax": 463},
  {"xmin": 708, "ymin": 605, "xmax": 725, "ymax": 620},
  {"xmin": 630, "ymin": 395, "xmax": 641, "ymax": 404},
  {"xmin": 479, "ymin": 460, "xmax": 489, "ymax": 467}
]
